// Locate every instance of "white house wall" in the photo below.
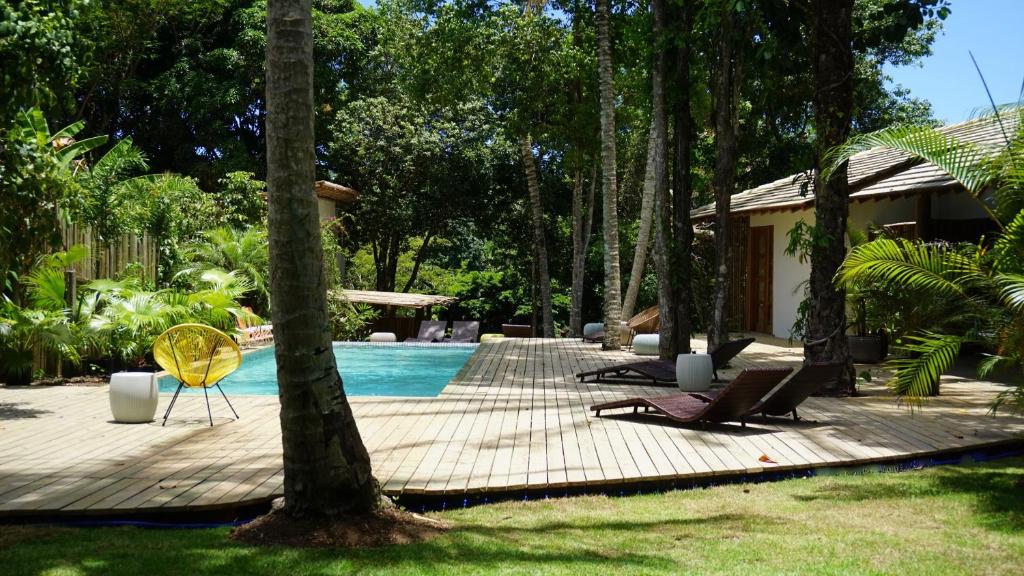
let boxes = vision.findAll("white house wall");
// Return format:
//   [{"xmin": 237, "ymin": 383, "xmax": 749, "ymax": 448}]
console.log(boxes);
[
  {"xmin": 748, "ymin": 210, "xmax": 813, "ymax": 340},
  {"xmin": 750, "ymin": 194, "xmax": 933, "ymax": 339}
]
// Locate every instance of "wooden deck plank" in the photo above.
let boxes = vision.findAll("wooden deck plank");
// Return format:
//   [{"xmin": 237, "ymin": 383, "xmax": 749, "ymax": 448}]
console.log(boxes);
[{"xmin": 2, "ymin": 335, "xmax": 1023, "ymax": 516}]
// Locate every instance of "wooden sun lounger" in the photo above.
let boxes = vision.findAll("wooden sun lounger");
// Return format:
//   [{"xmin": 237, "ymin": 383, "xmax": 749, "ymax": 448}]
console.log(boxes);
[
  {"xmin": 405, "ymin": 320, "xmax": 448, "ymax": 343},
  {"xmin": 578, "ymin": 337, "xmax": 757, "ymax": 386},
  {"xmin": 576, "ymin": 359, "xmax": 677, "ymax": 385},
  {"xmin": 709, "ymin": 337, "xmax": 756, "ymax": 381},
  {"xmin": 446, "ymin": 320, "xmax": 480, "ymax": 343},
  {"xmin": 693, "ymin": 362, "xmax": 843, "ymax": 422},
  {"xmin": 590, "ymin": 367, "xmax": 793, "ymax": 428}
]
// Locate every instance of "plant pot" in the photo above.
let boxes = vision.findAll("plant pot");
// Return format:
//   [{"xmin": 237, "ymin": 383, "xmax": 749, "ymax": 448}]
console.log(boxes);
[{"xmin": 847, "ymin": 334, "xmax": 887, "ymax": 364}]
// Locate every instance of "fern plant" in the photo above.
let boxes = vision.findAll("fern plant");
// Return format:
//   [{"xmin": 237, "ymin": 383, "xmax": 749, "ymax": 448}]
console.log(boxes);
[{"xmin": 831, "ymin": 107, "xmax": 1024, "ymax": 412}]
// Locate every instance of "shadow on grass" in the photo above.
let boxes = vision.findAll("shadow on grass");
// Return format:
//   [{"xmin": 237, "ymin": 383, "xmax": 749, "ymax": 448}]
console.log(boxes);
[
  {"xmin": 0, "ymin": 512, "xmax": 780, "ymax": 576},
  {"xmin": 791, "ymin": 458, "xmax": 1024, "ymax": 532}
]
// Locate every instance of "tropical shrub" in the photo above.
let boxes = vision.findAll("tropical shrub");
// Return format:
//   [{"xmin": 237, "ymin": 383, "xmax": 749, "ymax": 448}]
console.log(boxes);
[
  {"xmin": 212, "ymin": 171, "xmax": 267, "ymax": 229},
  {"xmin": 326, "ymin": 292, "xmax": 379, "ymax": 342},
  {"xmin": 0, "ymin": 245, "xmax": 257, "ymax": 382},
  {"xmin": 177, "ymin": 226, "xmax": 270, "ymax": 313},
  {"xmin": 830, "ymin": 108, "xmax": 1024, "ymax": 412}
]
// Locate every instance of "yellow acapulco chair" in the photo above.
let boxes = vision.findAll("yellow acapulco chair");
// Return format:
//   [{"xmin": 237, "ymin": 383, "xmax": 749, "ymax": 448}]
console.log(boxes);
[{"xmin": 154, "ymin": 323, "xmax": 243, "ymax": 427}]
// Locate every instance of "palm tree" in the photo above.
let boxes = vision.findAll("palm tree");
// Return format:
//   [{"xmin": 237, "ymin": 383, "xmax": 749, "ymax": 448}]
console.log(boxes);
[
  {"xmin": 622, "ymin": 125, "xmax": 657, "ymax": 320},
  {"xmin": 596, "ymin": 0, "xmax": 622, "ymax": 350},
  {"xmin": 265, "ymin": 0, "xmax": 380, "ymax": 515},
  {"xmin": 178, "ymin": 227, "xmax": 270, "ymax": 312},
  {"xmin": 831, "ymin": 108, "xmax": 1024, "ymax": 413},
  {"xmin": 521, "ymin": 135, "xmax": 554, "ymax": 337}
]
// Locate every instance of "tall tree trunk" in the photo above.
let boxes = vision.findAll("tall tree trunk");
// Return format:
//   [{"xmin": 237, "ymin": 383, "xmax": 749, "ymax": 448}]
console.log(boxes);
[
  {"xmin": 622, "ymin": 125, "xmax": 658, "ymax": 320},
  {"xmin": 708, "ymin": 4, "xmax": 742, "ymax": 351},
  {"xmin": 401, "ymin": 230, "xmax": 433, "ymax": 293},
  {"xmin": 807, "ymin": 0, "xmax": 856, "ymax": 395},
  {"xmin": 570, "ymin": 163, "xmax": 598, "ymax": 336},
  {"xmin": 596, "ymin": 0, "xmax": 622, "ymax": 350},
  {"xmin": 669, "ymin": 0, "xmax": 695, "ymax": 357},
  {"xmin": 653, "ymin": 0, "xmax": 685, "ymax": 361},
  {"xmin": 521, "ymin": 135, "xmax": 554, "ymax": 337},
  {"xmin": 265, "ymin": 0, "xmax": 379, "ymax": 516},
  {"xmin": 569, "ymin": 169, "xmax": 585, "ymax": 336}
]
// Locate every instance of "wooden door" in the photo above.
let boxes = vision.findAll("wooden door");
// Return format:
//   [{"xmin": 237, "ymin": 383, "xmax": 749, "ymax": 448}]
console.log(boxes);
[{"xmin": 746, "ymin": 225, "xmax": 773, "ymax": 334}]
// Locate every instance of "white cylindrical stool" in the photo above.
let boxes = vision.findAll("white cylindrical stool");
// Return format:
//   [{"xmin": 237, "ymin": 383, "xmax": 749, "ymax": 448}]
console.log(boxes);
[
  {"xmin": 582, "ymin": 323, "xmax": 603, "ymax": 340},
  {"xmin": 368, "ymin": 332, "xmax": 397, "ymax": 342},
  {"xmin": 676, "ymin": 353, "xmax": 713, "ymax": 392},
  {"xmin": 632, "ymin": 334, "xmax": 659, "ymax": 356},
  {"xmin": 109, "ymin": 372, "xmax": 159, "ymax": 423}
]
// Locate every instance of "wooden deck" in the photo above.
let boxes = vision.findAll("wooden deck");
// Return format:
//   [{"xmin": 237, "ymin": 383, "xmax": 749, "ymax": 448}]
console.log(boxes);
[{"xmin": 1, "ymin": 337, "xmax": 1022, "ymax": 517}]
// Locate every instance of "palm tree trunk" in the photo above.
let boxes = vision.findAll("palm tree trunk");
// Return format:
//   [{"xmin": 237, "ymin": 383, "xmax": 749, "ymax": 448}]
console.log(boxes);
[
  {"xmin": 708, "ymin": 4, "xmax": 742, "ymax": 351},
  {"xmin": 597, "ymin": 0, "xmax": 622, "ymax": 350},
  {"xmin": 265, "ymin": 0, "xmax": 379, "ymax": 516},
  {"xmin": 622, "ymin": 125, "xmax": 657, "ymax": 320},
  {"xmin": 569, "ymin": 169, "xmax": 585, "ymax": 336},
  {"xmin": 521, "ymin": 135, "xmax": 554, "ymax": 337},
  {"xmin": 807, "ymin": 0, "xmax": 856, "ymax": 394}
]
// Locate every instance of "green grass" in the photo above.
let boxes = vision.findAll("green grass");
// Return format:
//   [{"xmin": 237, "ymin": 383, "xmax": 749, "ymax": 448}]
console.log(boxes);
[{"xmin": 2, "ymin": 458, "xmax": 1023, "ymax": 575}]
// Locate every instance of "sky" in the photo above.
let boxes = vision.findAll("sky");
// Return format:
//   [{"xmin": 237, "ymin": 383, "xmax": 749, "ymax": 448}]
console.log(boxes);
[{"xmin": 885, "ymin": 0, "xmax": 1024, "ymax": 124}]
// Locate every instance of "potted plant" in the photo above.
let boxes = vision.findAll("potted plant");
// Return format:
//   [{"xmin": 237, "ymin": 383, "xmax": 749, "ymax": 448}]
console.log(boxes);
[{"xmin": 846, "ymin": 294, "xmax": 888, "ymax": 363}]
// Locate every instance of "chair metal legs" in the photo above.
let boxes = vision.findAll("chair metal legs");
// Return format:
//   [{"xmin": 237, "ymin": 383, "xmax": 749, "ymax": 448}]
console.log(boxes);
[
  {"xmin": 203, "ymin": 386, "xmax": 213, "ymax": 427},
  {"xmin": 216, "ymin": 384, "xmax": 239, "ymax": 420},
  {"xmin": 162, "ymin": 382, "xmax": 239, "ymax": 427},
  {"xmin": 162, "ymin": 382, "xmax": 184, "ymax": 427}
]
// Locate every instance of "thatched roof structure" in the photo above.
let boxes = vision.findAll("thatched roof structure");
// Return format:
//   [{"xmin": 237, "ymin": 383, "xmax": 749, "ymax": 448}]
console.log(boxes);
[
  {"xmin": 337, "ymin": 289, "xmax": 458, "ymax": 309},
  {"xmin": 315, "ymin": 180, "xmax": 359, "ymax": 203}
]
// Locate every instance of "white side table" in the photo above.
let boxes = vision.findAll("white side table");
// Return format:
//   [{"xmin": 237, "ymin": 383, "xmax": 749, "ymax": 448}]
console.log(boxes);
[
  {"xmin": 632, "ymin": 334, "xmax": 659, "ymax": 356},
  {"xmin": 369, "ymin": 332, "xmax": 397, "ymax": 342},
  {"xmin": 109, "ymin": 372, "xmax": 159, "ymax": 423},
  {"xmin": 676, "ymin": 353, "xmax": 713, "ymax": 392}
]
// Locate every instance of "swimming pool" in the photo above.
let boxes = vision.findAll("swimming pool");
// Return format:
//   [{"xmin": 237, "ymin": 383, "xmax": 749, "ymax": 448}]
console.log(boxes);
[{"xmin": 158, "ymin": 342, "xmax": 478, "ymax": 398}]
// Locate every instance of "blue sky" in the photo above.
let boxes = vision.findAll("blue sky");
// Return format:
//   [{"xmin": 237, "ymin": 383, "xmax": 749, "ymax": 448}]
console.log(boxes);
[{"xmin": 885, "ymin": 0, "xmax": 1024, "ymax": 123}]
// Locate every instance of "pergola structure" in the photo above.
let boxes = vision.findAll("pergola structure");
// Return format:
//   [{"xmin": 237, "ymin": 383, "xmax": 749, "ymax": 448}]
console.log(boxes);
[{"xmin": 337, "ymin": 289, "xmax": 459, "ymax": 340}]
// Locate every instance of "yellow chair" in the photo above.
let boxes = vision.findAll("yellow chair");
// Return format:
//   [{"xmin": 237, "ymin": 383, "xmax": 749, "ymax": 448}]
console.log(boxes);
[{"xmin": 154, "ymin": 323, "xmax": 243, "ymax": 427}]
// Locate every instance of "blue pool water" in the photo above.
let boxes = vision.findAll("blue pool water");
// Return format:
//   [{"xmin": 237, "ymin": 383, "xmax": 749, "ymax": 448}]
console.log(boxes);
[{"xmin": 158, "ymin": 343, "xmax": 478, "ymax": 397}]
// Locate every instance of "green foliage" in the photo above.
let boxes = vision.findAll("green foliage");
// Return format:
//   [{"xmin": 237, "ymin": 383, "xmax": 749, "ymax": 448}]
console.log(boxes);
[
  {"xmin": 0, "ymin": 0, "xmax": 84, "ymax": 125},
  {"xmin": 212, "ymin": 172, "xmax": 267, "ymax": 229},
  {"xmin": 326, "ymin": 291, "xmax": 378, "ymax": 341},
  {"xmin": 0, "ymin": 109, "xmax": 101, "ymax": 291},
  {"xmin": 836, "ymin": 109, "xmax": 1024, "ymax": 412},
  {"xmin": 177, "ymin": 226, "xmax": 270, "ymax": 313},
  {"xmin": 0, "ymin": 243, "xmax": 256, "ymax": 382}
]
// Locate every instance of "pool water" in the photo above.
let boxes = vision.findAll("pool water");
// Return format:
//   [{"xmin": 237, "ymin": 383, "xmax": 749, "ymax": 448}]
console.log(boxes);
[{"xmin": 158, "ymin": 343, "xmax": 478, "ymax": 398}]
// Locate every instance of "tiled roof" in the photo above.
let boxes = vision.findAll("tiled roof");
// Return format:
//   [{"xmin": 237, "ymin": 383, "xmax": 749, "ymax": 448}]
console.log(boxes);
[{"xmin": 691, "ymin": 115, "xmax": 1016, "ymax": 219}]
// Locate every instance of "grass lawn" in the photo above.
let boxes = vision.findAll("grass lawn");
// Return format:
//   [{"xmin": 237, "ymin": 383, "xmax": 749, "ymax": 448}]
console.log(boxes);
[{"xmin": 2, "ymin": 457, "xmax": 1023, "ymax": 575}]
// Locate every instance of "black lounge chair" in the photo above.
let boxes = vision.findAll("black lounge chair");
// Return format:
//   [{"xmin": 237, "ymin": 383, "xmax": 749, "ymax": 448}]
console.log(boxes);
[
  {"xmin": 709, "ymin": 337, "xmax": 756, "ymax": 381},
  {"xmin": 576, "ymin": 359, "xmax": 676, "ymax": 385},
  {"xmin": 446, "ymin": 320, "xmax": 480, "ymax": 343},
  {"xmin": 590, "ymin": 367, "xmax": 793, "ymax": 428},
  {"xmin": 693, "ymin": 362, "xmax": 843, "ymax": 422},
  {"xmin": 577, "ymin": 337, "xmax": 757, "ymax": 386},
  {"xmin": 405, "ymin": 320, "xmax": 447, "ymax": 343}
]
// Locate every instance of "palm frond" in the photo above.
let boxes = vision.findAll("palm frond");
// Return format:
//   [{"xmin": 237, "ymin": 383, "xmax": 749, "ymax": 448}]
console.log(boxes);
[
  {"xmin": 886, "ymin": 332, "xmax": 963, "ymax": 407},
  {"xmin": 837, "ymin": 238, "xmax": 984, "ymax": 297},
  {"xmin": 992, "ymin": 210, "xmax": 1024, "ymax": 272},
  {"xmin": 996, "ymin": 274, "xmax": 1024, "ymax": 312},
  {"xmin": 822, "ymin": 124, "xmax": 998, "ymax": 195}
]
